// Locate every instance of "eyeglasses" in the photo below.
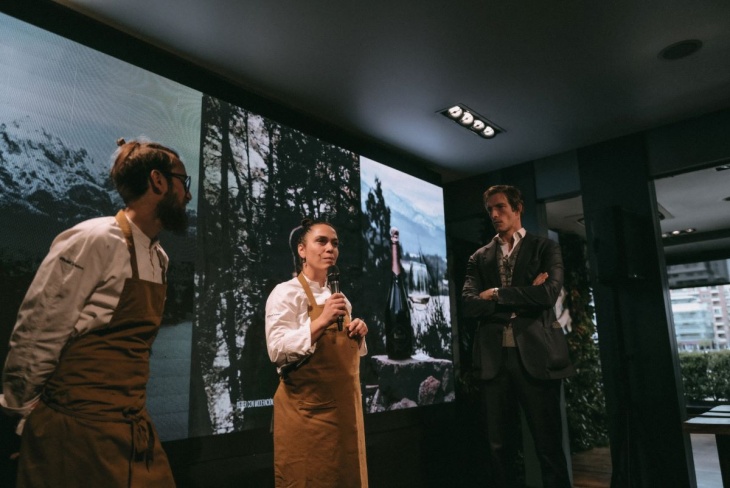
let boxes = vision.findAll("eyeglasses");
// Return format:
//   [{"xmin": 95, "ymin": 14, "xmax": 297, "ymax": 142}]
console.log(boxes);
[{"xmin": 164, "ymin": 172, "xmax": 191, "ymax": 192}]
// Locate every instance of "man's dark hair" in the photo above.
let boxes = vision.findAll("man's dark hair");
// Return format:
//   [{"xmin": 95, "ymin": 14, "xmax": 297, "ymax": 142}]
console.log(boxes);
[
  {"xmin": 483, "ymin": 185, "xmax": 524, "ymax": 214},
  {"xmin": 110, "ymin": 138, "xmax": 181, "ymax": 204}
]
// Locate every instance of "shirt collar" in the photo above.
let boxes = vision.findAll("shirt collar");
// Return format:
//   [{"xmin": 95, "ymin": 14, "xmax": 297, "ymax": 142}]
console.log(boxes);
[
  {"xmin": 300, "ymin": 272, "xmax": 327, "ymax": 291},
  {"xmin": 493, "ymin": 227, "xmax": 526, "ymax": 246},
  {"xmin": 126, "ymin": 215, "xmax": 156, "ymax": 249}
]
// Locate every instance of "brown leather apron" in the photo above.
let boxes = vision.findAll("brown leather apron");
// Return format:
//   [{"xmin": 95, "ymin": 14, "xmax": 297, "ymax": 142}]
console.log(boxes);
[
  {"xmin": 273, "ymin": 273, "xmax": 368, "ymax": 488},
  {"xmin": 17, "ymin": 210, "xmax": 175, "ymax": 488}
]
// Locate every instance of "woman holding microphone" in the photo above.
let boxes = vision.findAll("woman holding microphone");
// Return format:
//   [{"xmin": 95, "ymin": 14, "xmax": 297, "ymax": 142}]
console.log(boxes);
[{"xmin": 265, "ymin": 218, "xmax": 369, "ymax": 488}]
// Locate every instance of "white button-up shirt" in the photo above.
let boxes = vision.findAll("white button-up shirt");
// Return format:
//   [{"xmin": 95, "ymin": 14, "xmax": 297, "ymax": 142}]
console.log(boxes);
[
  {"xmin": 265, "ymin": 274, "xmax": 367, "ymax": 371},
  {"xmin": 1, "ymin": 214, "xmax": 167, "ymax": 417}
]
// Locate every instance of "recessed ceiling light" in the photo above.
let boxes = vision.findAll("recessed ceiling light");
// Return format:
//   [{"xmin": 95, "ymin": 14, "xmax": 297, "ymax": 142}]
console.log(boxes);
[
  {"xmin": 658, "ymin": 39, "xmax": 702, "ymax": 61},
  {"xmin": 481, "ymin": 126, "xmax": 496, "ymax": 139},
  {"xmin": 459, "ymin": 112, "xmax": 474, "ymax": 126},
  {"xmin": 447, "ymin": 106, "xmax": 463, "ymax": 119},
  {"xmin": 439, "ymin": 104, "xmax": 503, "ymax": 140}
]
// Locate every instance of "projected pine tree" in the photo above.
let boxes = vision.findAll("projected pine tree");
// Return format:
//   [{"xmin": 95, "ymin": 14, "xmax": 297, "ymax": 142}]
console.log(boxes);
[
  {"xmin": 192, "ymin": 95, "xmax": 360, "ymax": 435},
  {"xmin": 360, "ymin": 178, "xmax": 392, "ymax": 356}
]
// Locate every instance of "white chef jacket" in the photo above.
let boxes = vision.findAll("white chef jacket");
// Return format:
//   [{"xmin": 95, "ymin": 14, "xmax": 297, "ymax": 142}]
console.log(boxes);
[
  {"xmin": 0, "ymin": 214, "xmax": 168, "ymax": 417},
  {"xmin": 265, "ymin": 274, "xmax": 367, "ymax": 371}
]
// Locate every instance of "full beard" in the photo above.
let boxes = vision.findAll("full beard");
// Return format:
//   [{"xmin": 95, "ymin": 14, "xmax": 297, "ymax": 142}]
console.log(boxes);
[{"xmin": 156, "ymin": 190, "xmax": 189, "ymax": 234}]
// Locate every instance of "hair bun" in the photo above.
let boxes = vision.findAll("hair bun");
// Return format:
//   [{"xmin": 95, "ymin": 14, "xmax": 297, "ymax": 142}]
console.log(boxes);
[
  {"xmin": 116, "ymin": 138, "xmax": 126, "ymax": 146},
  {"xmin": 301, "ymin": 217, "xmax": 314, "ymax": 227}
]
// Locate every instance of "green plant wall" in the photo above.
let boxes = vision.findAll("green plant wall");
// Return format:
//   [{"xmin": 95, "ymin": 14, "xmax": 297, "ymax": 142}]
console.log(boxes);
[{"xmin": 559, "ymin": 232, "xmax": 610, "ymax": 452}]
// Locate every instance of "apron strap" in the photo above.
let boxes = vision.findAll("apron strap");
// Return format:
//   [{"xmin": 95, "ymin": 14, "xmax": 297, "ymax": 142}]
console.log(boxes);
[
  {"xmin": 115, "ymin": 210, "xmax": 139, "ymax": 280},
  {"xmin": 296, "ymin": 273, "xmax": 317, "ymax": 310},
  {"xmin": 279, "ymin": 273, "xmax": 322, "ymax": 379},
  {"xmin": 115, "ymin": 211, "xmax": 166, "ymax": 284},
  {"xmin": 296, "ymin": 272, "xmax": 350, "ymax": 324}
]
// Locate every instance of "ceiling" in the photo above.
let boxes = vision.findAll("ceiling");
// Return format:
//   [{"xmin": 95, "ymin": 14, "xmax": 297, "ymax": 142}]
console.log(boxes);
[
  {"xmin": 14, "ymin": 1, "xmax": 730, "ymax": 260},
  {"xmin": 48, "ymin": 0, "xmax": 730, "ymax": 183}
]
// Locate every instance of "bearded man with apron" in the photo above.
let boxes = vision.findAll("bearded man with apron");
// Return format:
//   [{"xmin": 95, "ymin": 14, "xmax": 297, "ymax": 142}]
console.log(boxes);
[
  {"xmin": 265, "ymin": 219, "xmax": 369, "ymax": 488},
  {"xmin": 1, "ymin": 139, "xmax": 192, "ymax": 487}
]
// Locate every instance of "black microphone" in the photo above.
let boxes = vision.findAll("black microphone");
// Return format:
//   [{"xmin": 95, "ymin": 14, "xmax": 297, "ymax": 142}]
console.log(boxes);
[{"xmin": 327, "ymin": 265, "xmax": 344, "ymax": 331}]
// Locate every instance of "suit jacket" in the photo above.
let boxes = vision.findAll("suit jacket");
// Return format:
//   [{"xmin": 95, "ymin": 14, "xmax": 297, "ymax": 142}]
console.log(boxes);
[{"xmin": 462, "ymin": 232, "xmax": 575, "ymax": 380}]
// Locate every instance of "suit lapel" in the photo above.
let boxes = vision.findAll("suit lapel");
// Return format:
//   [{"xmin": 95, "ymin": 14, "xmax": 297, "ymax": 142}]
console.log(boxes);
[
  {"xmin": 484, "ymin": 240, "xmax": 501, "ymax": 286},
  {"xmin": 511, "ymin": 232, "xmax": 535, "ymax": 286}
]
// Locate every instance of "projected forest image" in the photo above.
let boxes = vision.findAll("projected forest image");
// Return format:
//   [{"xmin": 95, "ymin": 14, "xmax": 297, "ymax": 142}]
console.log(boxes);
[
  {"xmin": 190, "ymin": 95, "xmax": 362, "ymax": 435},
  {"xmin": 190, "ymin": 97, "xmax": 454, "ymax": 435},
  {"xmin": 0, "ymin": 12, "xmax": 454, "ymax": 444},
  {"xmin": 0, "ymin": 12, "xmax": 200, "ymax": 443}
]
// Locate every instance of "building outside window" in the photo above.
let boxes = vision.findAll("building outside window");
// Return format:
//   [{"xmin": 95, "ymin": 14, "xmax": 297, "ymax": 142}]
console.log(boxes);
[{"xmin": 668, "ymin": 260, "xmax": 730, "ymax": 351}]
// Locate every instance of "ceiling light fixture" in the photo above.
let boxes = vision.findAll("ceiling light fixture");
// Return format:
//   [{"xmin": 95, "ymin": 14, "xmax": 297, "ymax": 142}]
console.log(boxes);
[
  {"xmin": 662, "ymin": 228, "xmax": 698, "ymax": 239},
  {"xmin": 440, "ymin": 104, "xmax": 503, "ymax": 140},
  {"xmin": 481, "ymin": 126, "xmax": 496, "ymax": 139},
  {"xmin": 459, "ymin": 111, "xmax": 474, "ymax": 126},
  {"xmin": 447, "ymin": 105, "xmax": 463, "ymax": 119}
]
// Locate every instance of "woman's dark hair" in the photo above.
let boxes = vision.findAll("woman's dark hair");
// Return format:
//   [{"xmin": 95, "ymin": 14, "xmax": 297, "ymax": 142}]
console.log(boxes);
[
  {"xmin": 483, "ymin": 184, "xmax": 524, "ymax": 213},
  {"xmin": 298, "ymin": 218, "xmax": 337, "ymax": 245},
  {"xmin": 289, "ymin": 225, "xmax": 304, "ymax": 276},
  {"xmin": 110, "ymin": 137, "xmax": 181, "ymax": 204}
]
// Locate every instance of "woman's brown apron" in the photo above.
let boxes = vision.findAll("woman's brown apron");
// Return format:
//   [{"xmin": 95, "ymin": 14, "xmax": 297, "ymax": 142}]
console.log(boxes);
[
  {"xmin": 17, "ymin": 210, "xmax": 175, "ymax": 488},
  {"xmin": 273, "ymin": 273, "xmax": 368, "ymax": 488}
]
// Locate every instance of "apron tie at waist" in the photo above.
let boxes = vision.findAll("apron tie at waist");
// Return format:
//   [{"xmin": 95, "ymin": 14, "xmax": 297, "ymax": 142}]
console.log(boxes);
[
  {"xmin": 42, "ymin": 399, "xmax": 155, "ymax": 468},
  {"xmin": 124, "ymin": 408, "xmax": 155, "ymax": 468}
]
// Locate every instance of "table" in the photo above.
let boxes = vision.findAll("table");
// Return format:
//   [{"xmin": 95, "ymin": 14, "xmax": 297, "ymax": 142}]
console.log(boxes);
[{"xmin": 684, "ymin": 405, "xmax": 730, "ymax": 487}]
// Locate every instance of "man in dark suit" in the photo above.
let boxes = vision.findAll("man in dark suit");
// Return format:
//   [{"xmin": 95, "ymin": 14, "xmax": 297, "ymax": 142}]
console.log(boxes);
[{"xmin": 462, "ymin": 185, "xmax": 575, "ymax": 488}]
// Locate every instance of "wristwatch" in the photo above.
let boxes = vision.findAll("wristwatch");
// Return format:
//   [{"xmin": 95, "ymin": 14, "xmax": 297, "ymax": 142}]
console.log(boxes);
[{"xmin": 493, "ymin": 287, "xmax": 499, "ymax": 301}]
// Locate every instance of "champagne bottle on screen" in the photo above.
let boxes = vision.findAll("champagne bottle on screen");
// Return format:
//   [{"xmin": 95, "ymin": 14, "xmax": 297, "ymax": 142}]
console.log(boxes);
[{"xmin": 385, "ymin": 227, "xmax": 414, "ymax": 359}]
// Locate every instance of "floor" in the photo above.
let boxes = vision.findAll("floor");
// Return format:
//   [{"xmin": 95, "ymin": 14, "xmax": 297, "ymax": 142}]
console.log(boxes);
[
  {"xmin": 571, "ymin": 434, "xmax": 722, "ymax": 487},
  {"xmin": 571, "ymin": 445, "xmax": 612, "ymax": 487}
]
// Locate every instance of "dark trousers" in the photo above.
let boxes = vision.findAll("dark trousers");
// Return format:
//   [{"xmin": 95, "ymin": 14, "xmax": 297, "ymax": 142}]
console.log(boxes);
[{"xmin": 479, "ymin": 348, "xmax": 571, "ymax": 488}]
